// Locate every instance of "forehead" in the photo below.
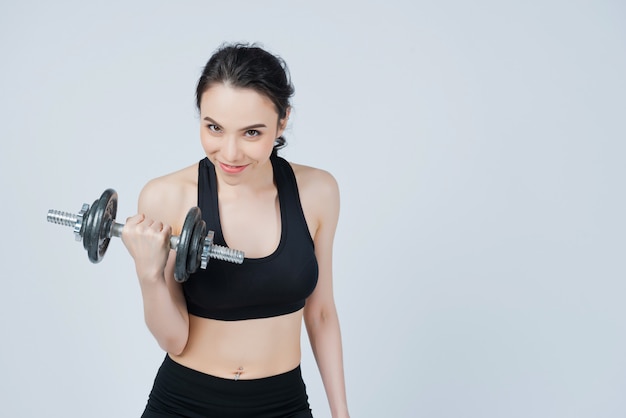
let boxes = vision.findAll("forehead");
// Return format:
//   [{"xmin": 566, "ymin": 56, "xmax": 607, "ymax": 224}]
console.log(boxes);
[{"xmin": 199, "ymin": 84, "xmax": 278, "ymax": 124}]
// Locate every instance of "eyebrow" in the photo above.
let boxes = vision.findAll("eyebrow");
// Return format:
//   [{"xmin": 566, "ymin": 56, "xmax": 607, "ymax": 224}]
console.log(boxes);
[{"xmin": 203, "ymin": 116, "xmax": 267, "ymax": 131}]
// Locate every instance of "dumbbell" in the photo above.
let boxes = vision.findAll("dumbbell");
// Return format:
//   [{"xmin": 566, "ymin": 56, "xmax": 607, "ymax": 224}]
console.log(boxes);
[{"xmin": 47, "ymin": 188, "xmax": 244, "ymax": 283}]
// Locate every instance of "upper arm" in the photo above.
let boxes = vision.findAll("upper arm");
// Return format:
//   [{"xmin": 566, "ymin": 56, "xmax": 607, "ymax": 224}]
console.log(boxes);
[
  {"xmin": 299, "ymin": 167, "xmax": 340, "ymax": 319},
  {"xmin": 136, "ymin": 177, "xmax": 187, "ymax": 231},
  {"xmin": 135, "ymin": 175, "xmax": 194, "ymax": 315}
]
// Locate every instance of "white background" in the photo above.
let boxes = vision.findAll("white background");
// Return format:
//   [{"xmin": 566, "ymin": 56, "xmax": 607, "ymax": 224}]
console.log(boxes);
[{"xmin": 1, "ymin": 1, "xmax": 625, "ymax": 417}]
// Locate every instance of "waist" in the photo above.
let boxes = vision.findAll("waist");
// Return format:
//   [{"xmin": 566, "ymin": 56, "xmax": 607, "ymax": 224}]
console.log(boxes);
[
  {"xmin": 163, "ymin": 354, "xmax": 304, "ymax": 383},
  {"xmin": 149, "ymin": 355, "xmax": 311, "ymax": 416},
  {"xmin": 170, "ymin": 310, "xmax": 303, "ymax": 379}
]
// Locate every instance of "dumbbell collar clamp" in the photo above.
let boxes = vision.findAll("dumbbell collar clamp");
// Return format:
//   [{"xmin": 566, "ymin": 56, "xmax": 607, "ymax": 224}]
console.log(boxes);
[{"xmin": 74, "ymin": 203, "xmax": 90, "ymax": 241}]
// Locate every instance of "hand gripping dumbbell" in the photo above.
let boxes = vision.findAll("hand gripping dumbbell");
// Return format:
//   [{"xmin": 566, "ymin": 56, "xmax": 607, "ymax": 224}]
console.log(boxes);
[{"xmin": 47, "ymin": 188, "xmax": 244, "ymax": 283}]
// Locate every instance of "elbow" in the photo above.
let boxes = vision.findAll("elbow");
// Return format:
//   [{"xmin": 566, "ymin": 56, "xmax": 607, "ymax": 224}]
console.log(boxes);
[
  {"xmin": 305, "ymin": 301, "xmax": 338, "ymax": 329},
  {"xmin": 168, "ymin": 345, "xmax": 186, "ymax": 357},
  {"xmin": 144, "ymin": 308, "xmax": 190, "ymax": 355},
  {"xmin": 159, "ymin": 334, "xmax": 188, "ymax": 356},
  {"xmin": 149, "ymin": 322, "xmax": 188, "ymax": 355}
]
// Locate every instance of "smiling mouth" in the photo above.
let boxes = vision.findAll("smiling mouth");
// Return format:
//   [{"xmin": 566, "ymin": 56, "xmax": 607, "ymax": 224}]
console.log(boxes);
[{"xmin": 219, "ymin": 162, "xmax": 248, "ymax": 174}]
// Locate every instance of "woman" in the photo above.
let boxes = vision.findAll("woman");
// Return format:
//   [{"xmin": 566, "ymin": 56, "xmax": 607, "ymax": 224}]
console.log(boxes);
[{"xmin": 121, "ymin": 43, "xmax": 350, "ymax": 418}]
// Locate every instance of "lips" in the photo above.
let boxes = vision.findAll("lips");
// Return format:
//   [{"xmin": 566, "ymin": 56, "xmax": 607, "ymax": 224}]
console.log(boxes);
[{"xmin": 219, "ymin": 162, "xmax": 248, "ymax": 174}]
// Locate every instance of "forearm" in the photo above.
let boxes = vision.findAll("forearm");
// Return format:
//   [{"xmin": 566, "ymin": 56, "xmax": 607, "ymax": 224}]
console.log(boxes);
[
  {"xmin": 307, "ymin": 308, "xmax": 350, "ymax": 418},
  {"xmin": 139, "ymin": 277, "xmax": 189, "ymax": 355}
]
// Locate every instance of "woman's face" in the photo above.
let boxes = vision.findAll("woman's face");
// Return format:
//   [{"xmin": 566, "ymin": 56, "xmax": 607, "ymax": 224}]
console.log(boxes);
[{"xmin": 199, "ymin": 83, "xmax": 287, "ymax": 184}]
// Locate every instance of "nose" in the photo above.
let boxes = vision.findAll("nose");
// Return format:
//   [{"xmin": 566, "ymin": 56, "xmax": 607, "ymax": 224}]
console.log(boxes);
[{"xmin": 221, "ymin": 135, "xmax": 241, "ymax": 162}]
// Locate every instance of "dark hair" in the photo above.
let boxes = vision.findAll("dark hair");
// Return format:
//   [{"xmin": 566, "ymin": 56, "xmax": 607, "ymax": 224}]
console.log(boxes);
[{"xmin": 196, "ymin": 43, "xmax": 295, "ymax": 154}]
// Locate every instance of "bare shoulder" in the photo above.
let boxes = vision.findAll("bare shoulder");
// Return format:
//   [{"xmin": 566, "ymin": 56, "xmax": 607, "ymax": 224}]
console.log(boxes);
[
  {"xmin": 290, "ymin": 162, "xmax": 339, "ymax": 201},
  {"xmin": 289, "ymin": 162, "xmax": 340, "ymax": 234},
  {"xmin": 137, "ymin": 163, "xmax": 199, "ymax": 232}
]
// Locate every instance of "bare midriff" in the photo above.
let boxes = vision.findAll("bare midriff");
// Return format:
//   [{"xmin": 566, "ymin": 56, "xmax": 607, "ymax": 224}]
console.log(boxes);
[{"xmin": 170, "ymin": 309, "xmax": 304, "ymax": 380}]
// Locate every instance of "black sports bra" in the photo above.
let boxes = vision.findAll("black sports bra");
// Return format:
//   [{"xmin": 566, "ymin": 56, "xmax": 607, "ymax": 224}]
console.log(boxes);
[{"xmin": 182, "ymin": 155, "xmax": 319, "ymax": 321}]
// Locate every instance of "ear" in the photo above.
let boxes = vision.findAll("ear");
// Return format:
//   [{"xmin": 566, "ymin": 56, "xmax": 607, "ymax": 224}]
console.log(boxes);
[{"xmin": 277, "ymin": 107, "xmax": 291, "ymax": 137}]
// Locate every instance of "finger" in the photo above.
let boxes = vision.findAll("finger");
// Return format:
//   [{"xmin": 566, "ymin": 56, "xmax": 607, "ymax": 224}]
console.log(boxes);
[
  {"xmin": 150, "ymin": 221, "xmax": 164, "ymax": 232},
  {"xmin": 125, "ymin": 213, "xmax": 145, "ymax": 225}
]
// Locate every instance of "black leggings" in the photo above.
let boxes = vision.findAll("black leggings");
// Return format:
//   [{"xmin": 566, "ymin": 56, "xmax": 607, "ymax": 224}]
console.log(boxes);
[{"xmin": 141, "ymin": 355, "xmax": 313, "ymax": 418}]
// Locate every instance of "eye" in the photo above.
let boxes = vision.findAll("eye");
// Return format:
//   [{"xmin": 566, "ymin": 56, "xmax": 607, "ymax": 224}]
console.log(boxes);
[
  {"xmin": 207, "ymin": 124, "xmax": 222, "ymax": 133},
  {"xmin": 244, "ymin": 129, "xmax": 260, "ymax": 137}
]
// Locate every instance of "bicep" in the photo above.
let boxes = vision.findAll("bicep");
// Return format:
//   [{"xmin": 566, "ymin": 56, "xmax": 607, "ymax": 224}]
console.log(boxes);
[
  {"xmin": 136, "ymin": 179, "xmax": 173, "ymax": 221},
  {"xmin": 304, "ymin": 172, "xmax": 340, "ymax": 317}
]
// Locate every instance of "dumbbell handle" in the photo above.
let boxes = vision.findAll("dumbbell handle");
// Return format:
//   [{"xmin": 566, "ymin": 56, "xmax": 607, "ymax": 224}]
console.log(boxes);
[
  {"xmin": 47, "ymin": 209, "xmax": 244, "ymax": 265},
  {"xmin": 109, "ymin": 222, "xmax": 242, "ymax": 266},
  {"xmin": 108, "ymin": 222, "xmax": 178, "ymax": 248}
]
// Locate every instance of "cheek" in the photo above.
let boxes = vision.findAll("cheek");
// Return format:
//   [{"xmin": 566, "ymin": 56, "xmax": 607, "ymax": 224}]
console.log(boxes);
[
  {"xmin": 200, "ymin": 132, "xmax": 218, "ymax": 154},
  {"xmin": 257, "ymin": 137, "xmax": 278, "ymax": 157},
  {"xmin": 242, "ymin": 141, "xmax": 273, "ymax": 161}
]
